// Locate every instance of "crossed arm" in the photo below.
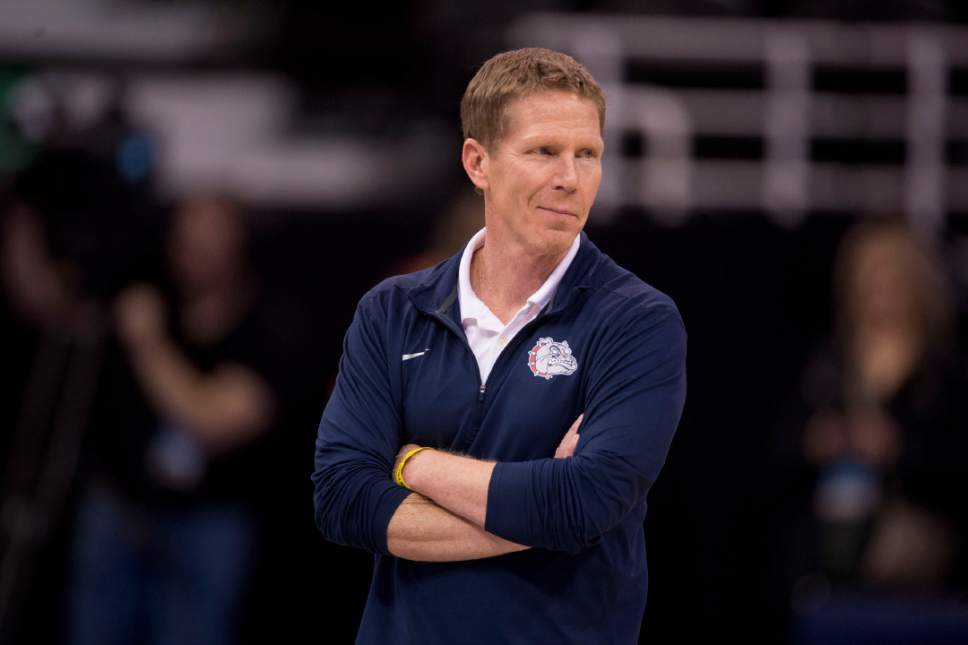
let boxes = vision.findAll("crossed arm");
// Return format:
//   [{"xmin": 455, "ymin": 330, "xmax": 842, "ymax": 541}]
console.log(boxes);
[
  {"xmin": 385, "ymin": 416, "xmax": 582, "ymax": 561},
  {"xmin": 115, "ymin": 285, "xmax": 274, "ymax": 453},
  {"xmin": 311, "ymin": 294, "xmax": 686, "ymax": 563}
]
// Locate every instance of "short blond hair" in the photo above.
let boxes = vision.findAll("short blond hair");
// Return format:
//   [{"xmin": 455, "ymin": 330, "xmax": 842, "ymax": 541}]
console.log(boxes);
[{"xmin": 460, "ymin": 48, "xmax": 606, "ymax": 150}]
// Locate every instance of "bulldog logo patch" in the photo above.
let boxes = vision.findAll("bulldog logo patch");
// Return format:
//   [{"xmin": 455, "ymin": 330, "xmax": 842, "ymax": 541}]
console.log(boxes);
[{"xmin": 527, "ymin": 337, "xmax": 578, "ymax": 380}]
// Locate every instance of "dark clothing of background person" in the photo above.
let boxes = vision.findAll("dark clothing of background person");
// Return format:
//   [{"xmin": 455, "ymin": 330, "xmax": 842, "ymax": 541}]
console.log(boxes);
[
  {"xmin": 83, "ymin": 293, "xmax": 288, "ymax": 508},
  {"xmin": 66, "ymin": 290, "xmax": 288, "ymax": 645},
  {"xmin": 763, "ymin": 342, "xmax": 968, "ymax": 632}
]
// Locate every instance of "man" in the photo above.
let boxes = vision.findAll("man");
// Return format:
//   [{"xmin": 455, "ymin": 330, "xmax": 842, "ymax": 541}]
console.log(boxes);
[{"xmin": 313, "ymin": 48, "xmax": 687, "ymax": 644}]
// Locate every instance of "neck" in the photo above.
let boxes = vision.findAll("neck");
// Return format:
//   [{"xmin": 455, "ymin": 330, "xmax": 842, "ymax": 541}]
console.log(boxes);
[
  {"xmin": 849, "ymin": 326, "xmax": 923, "ymax": 402},
  {"xmin": 179, "ymin": 281, "xmax": 252, "ymax": 343},
  {"xmin": 853, "ymin": 320, "xmax": 920, "ymax": 347},
  {"xmin": 471, "ymin": 231, "xmax": 570, "ymax": 324}
]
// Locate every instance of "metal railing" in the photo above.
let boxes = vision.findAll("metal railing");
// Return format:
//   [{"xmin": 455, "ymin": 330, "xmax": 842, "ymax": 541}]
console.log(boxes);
[{"xmin": 509, "ymin": 14, "xmax": 968, "ymax": 236}]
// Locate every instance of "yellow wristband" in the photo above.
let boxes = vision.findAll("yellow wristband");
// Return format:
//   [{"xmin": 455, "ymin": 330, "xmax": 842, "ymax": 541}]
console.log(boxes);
[{"xmin": 394, "ymin": 447, "xmax": 429, "ymax": 491}]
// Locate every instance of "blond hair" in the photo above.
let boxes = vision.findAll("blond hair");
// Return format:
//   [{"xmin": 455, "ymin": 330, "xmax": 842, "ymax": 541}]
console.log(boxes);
[
  {"xmin": 460, "ymin": 48, "xmax": 605, "ymax": 150},
  {"xmin": 834, "ymin": 218, "xmax": 952, "ymax": 349}
]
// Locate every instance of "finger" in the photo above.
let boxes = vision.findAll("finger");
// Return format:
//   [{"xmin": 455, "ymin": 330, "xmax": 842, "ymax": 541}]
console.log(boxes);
[{"xmin": 569, "ymin": 413, "xmax": 584, "ymax": 434}]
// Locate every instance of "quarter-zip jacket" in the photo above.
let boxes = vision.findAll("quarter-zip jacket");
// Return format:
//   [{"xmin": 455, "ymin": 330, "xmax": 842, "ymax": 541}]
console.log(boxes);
[{"xmin": 313, "ymin": 232, "xmax": 687, "ymax": 645}]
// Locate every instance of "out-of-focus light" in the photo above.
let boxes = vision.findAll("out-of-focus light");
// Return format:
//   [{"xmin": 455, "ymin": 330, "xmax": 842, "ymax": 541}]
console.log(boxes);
[
  {"xmin": 8, "ymin": 78, "xmax": 56, "ymax": 143},
  {"xmin": 117, "ymin": 133, "xmax": 154, "ymax": 183}
]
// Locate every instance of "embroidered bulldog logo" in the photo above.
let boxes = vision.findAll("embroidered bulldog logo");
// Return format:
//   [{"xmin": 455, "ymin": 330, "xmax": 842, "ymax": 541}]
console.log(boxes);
[{"xmin": 527, "ymin": 337, "xmax": 578, "ymax": 380}]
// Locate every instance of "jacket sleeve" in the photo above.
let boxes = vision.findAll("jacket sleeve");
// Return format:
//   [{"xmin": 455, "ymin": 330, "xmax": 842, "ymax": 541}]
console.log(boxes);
[
  {"xmin": 484, "ymin": 305, "xmax": 687, "ymax": 554},
  {"xmin": 311, "ymin": 292, "xmax": 411, "ymax": 556}
]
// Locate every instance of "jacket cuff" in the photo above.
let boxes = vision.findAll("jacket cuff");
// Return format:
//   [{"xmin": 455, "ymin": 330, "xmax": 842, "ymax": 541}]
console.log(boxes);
[
  {"xmin": 484, "ymin": 460, "xmax": 534, "ymax": 544},
  {"xmin": 374, "ymin": 483, "xmax": 414, "ymax": 556}
]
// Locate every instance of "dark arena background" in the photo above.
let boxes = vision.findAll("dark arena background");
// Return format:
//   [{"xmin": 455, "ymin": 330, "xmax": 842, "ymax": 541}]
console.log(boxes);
[{"xmin": 2, "ymin": 2, "xmax": 968, "ymax": 644}]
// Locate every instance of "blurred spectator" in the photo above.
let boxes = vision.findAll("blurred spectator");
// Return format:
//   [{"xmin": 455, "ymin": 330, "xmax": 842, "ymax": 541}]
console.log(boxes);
[
  {"xmin": 765, "ymin": 219, "xmax": 968, "ymax": 643},
  {"xmin": 0, "ymin": 110, "xmax": 160, "ymax": 643},
  {"xmin": 65, "ymin": 194, "xmax": 287, "ymax": 645},
  {"xmin": 388, "ymin": 185, "xmax": 484, "ymax": 275}
]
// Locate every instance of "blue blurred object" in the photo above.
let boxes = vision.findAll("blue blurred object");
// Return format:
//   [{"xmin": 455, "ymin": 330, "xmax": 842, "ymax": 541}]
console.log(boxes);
[
  {"xmin": 146, "ymin": 421, "xmax": 207, "ymax": 492},
  {"xmin": 815, "ymin": 458, "xmax": 881, "ymax": 523},
  {"xmin": 117, "ymin": 133, "xmax": 155, "ymax": 183},
  {"xmin": 814, "ymin": 457, "xmax": 880, "ymax": 579},
  {"xmin": 793, "ymin": 591, "xmax": 968, "ymax": 645},
  {"xmin": 67, "ymin": 483, "xmax": 256, "ymax": 645}
]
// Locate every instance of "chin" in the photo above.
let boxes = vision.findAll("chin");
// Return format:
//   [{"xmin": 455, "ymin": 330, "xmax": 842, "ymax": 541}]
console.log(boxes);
[{"xmin": 530, "ymin": 228, "xmax": 578, "ymax": 257}]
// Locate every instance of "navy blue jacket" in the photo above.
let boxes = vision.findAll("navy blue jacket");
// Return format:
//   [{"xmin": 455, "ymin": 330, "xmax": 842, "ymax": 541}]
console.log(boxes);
[{"xmin": 313, "ymin": 232, "xmax": 687, "ymax": 644}]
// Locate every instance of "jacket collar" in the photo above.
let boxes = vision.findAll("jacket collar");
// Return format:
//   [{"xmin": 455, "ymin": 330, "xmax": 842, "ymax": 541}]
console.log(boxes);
[{"xmin": 408, "ymin": 230, "xmax": 601, "ymax": 322}]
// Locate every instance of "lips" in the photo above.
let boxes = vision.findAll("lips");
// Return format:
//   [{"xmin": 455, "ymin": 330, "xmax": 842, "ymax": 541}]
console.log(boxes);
[{"xmin": 538, "ymin": 206, "xmax": 578, "ymax": 217}]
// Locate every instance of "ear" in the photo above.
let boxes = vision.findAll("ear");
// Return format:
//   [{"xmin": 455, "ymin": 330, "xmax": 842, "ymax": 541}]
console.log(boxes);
[{"xmin": 461, "ymin": 138, "xmax": 490, "ymax": 192}]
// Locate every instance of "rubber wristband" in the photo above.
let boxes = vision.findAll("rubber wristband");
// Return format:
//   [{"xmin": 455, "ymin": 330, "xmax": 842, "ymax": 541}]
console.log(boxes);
[{"xmin": 394, "ymin": 447, "xmax": 430, "ymax": 491}]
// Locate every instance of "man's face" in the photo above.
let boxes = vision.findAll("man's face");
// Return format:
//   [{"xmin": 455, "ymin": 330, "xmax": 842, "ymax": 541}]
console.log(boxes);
[
  {"xmin": 169, "ymin": 199, "xmax": 245, "ymax": 292},
  {"xmin": 480, "ymin": 90, "xmax": 603, "ymax": 257}
]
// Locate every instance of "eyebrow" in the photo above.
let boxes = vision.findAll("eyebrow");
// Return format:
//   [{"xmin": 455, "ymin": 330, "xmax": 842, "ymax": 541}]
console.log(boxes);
[{"xmin": 517, "ymin": 134, "xmax": 604, "ymax": 147}]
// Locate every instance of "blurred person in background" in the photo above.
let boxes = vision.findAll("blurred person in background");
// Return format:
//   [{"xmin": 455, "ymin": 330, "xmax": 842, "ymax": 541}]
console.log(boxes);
[
  {"xmin": 388, "ymin": 186, "xmax": 486, "ymax": 275},
  {"xmin": 765, "ymin": 218, "xmax": 968, "ymax": 643},
  {"xmin": 0, "ymin": 110, "xmax": 161, "ymax": 644},
  {"xmin": 312, "ymin": 48, "xmax": 687, "ymax": 644},
  {"xmin": 66, "ymin": 193, "xmax": 286, "ymax": 645}
]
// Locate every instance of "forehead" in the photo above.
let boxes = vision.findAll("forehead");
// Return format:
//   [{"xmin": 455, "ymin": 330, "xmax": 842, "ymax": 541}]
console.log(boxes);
[
  {"xmin": 174, "ymin": 200, "xmax": 241, "ymax": 241},
  {"xmin": 854, "ymin": 234, "xmax": 909, "ymax": 263},
  {"xmin": 500, "ymin": 90, "xmax": 602, "ymax": 144}
]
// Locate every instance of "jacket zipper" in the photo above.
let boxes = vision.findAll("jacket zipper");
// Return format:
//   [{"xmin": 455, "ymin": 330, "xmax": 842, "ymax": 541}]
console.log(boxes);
[
  {"xmin": 430, "ymin": 307, "xmax": 560, "ymax": 449},
  {"xmin": 429, "ymin": 310, "xmax": 487, "ymax": 394}
]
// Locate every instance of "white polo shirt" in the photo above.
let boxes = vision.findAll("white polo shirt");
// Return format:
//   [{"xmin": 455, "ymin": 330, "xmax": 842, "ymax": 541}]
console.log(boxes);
[{"xmin": 457, "ymin": 228, "xmax": 581, "ymax": 384}]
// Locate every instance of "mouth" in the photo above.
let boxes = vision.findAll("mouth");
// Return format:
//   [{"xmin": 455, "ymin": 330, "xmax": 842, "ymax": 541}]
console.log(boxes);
[{"xmin": 537, "ymin": 206, "xmax": 578, "ymax": 217}]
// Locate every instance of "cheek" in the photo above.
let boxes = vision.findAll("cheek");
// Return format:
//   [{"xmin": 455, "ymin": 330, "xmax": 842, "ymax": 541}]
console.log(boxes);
[
  {"xmin": 528, "ymin": 168, "xmax": 558, "ymax": 197},
  {"xmin": 511, "ymin": 173, "xmax": 542, "ymax": 204},
  {"xmin": 498, "ymin": 167, "xmax": 527, "ymax": 198}
]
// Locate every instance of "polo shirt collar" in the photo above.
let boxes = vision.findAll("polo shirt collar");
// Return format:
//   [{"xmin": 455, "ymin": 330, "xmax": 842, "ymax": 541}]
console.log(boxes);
[
  {"xmin": 409, "ymin": 230, "xmax": 600, "ymax": 322},
  {"xmin": 457, "ymin": 228, "xmax": 582, "ymax": 328}
]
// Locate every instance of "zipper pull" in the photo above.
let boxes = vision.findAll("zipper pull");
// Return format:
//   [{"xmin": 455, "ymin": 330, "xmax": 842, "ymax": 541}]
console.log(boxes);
[{"xmin": 478, "ymin": 384, "xmax": 486, "ymax": 402}]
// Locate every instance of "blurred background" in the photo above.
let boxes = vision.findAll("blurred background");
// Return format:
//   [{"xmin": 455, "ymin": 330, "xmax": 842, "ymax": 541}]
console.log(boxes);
[{"xmin": 1, "ymin": 1, "xmax": 968, "ymax": 644}]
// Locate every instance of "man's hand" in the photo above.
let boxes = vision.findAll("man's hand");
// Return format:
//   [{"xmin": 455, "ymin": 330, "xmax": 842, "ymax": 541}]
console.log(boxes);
[
  {"xmin": 849, "ymin": 411, "xmax": 900, "ymax": 467},
  {"xmin": 394, "ymin": 412, "xmax": 584, "ymax": 484},
  {"xmin": 115, "ymin": 284, "xmax": 167, "ymax": 350},
  {"xmin": 388, "ymin": 412, "xmax": 586, "ymax": 533},
  {"xmin": 554, "ymin": 414, "xmax": 583, "ymax": 459},
  {"xmin": 803, "ymin": 409, "xmax": 900, "ymax": 467}
]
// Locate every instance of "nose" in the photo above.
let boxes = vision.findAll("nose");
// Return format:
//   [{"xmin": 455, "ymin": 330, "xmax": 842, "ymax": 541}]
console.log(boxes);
[{"xmin": 552, "ymin": 155, "xmax": 578, "ymax": 193}]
